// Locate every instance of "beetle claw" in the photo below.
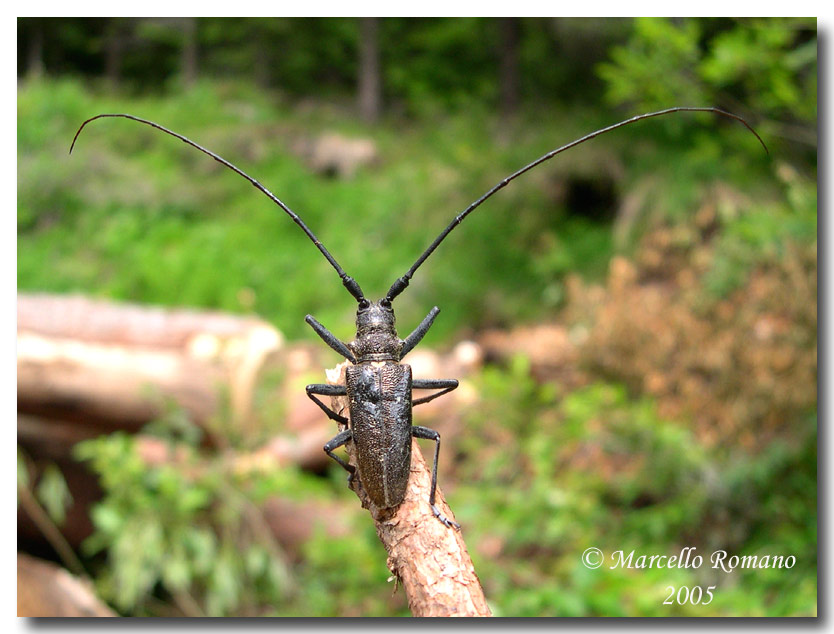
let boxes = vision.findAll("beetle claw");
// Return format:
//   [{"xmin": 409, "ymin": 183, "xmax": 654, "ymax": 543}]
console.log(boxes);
[{"xmin": 431, "ymin": 504, "xmax": 461, "ymax": 530}]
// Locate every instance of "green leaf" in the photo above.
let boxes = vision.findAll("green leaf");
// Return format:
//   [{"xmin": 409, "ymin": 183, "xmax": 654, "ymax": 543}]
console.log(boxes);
[
  {"xmin": 35, "ymin": 463, "xmax": 73, "ymax": 525},
  {"xmin": 90, "ymin": 503, "xmax": 123, "ymax": 535},
  {"xmin": 17, "ymin": 447, "xmax": 30, "ymax": 491}
]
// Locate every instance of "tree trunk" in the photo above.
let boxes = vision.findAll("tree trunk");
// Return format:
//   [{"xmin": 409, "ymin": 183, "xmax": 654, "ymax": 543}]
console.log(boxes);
[
  {"xmin": 181, "ymin": 17, "xmax": 198, "ymax": 88},
  {"xmin": 252, "ymin": 21, "xmax": 271, "ymax": 90},
  {"xmin": 357, "ymin": 17, "xmax": 382, "ymax": 124},
  {"xmin": 498, "ymin": 18, "xmax": 521, "ymax": 119},
  {"xmin": 26, "ymin": 19, "xmax": 45, "ymax": 79},
  {"xmin": 104, "ymin": 18, "xmax": 126, "ymax": 87}
]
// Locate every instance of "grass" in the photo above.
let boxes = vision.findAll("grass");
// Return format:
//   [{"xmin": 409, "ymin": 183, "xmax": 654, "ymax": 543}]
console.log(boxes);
[{"xmin": 18, "ymin": 76, "xmax": 773, "ymax": 343}]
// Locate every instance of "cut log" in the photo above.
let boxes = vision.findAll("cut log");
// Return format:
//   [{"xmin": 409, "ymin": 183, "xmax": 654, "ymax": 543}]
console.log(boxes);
[
  {"xmin": 17, "ymin": 293, "xmax": 283, "ymax": 433},
  {"xmin": 17, "ymin": 553, "xmax": 116, "ymax": 617}
]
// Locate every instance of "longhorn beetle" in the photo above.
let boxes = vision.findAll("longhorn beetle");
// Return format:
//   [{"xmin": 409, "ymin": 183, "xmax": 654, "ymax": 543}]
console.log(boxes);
[{"xmin": 70, "ymin": 107, "xmax": 766, "ymax": 529}]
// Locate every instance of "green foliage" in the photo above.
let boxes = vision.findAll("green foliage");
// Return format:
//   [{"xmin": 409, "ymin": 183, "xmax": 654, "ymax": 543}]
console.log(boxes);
[
  {"xmin": 17, "ymin": 447, "xmax": 30, "ymax": 490},
  {"xmin": 18, "ymin": 447, "xmax": 74, "ymax": 527},
  {"xmin": 699, "ymin": 19, "xmax": 817, "ymax": 122},
  {"xmin": 593, "ymin": 18, "xmax": 816, "ymax": 294},
  {"xmin": 599, "ymin": 18, "xmax": 704, "ymax": 108},
  {"xmin": 73, "ymin": 412, "xmax": 331, "ymax": 616},
  {"xmin": 18, "ymin": 78, "xmax": 642, "ymax": 341},
  {"xmin": 599, "ymin": 18, "xmax": 816, "ymax": 118},
  {"xmin": 36, "ymin": 464, "xmax": 74, "ymax": 526},
  {"xmin": 291, "ymin": 523, "xmax": 409, "ymax": 617},
  {"xmin": 451, "ymin": 361, "xmax": 816, "ymax": 616},
  {"xmin": 704, "ymin": 162, "xmax": 816, "ymax": 297},
  {"xmin": 19, "ymin": 76, "xmax": 784, "ymax": 342},
  {"xmin": 71, "ymin": 408, "xmax": 414, "ymax": 616},
  {"xmin": 598, "ymin": 18, "xmax": 816, "ymax": 162},
  {"xmin": 384, "ymin": 18, "xmax": 497, "ymax": 115}
]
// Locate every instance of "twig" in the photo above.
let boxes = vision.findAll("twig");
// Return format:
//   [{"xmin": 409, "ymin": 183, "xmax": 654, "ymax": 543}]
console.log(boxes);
[
  {"xmin": 327, "ymin": 362, "xmax": 491, "ymax": 617},
  {"xmin": 17, "ymin": 483, "xmax": 86, "ymax": 578}
]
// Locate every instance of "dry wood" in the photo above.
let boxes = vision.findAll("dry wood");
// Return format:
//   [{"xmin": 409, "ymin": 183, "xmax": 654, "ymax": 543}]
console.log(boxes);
[
  {"xmin": 17, "ymin": 553, "xmax": 115, "ymax": 617},
  {"xmin": 17, "ymin": 293, "xmax": 282, "ymax": 432},
  {"xmin": 327, "ymin": 362, "xmax": 491, "ymax": 617},
  {"xmin": 17, "ymin": 414, "xmax": 112, "ymax": 461}
]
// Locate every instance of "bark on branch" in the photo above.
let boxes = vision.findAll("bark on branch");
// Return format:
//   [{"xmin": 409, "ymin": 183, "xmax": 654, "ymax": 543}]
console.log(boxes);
[{"xmin": 327, "ymin": 362, "xmax": 491, "ymax": 617}]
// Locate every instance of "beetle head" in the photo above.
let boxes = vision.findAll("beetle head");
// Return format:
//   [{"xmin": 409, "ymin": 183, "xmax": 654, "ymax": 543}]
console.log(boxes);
[
  {"xmin": 351, "ymin": 298, "xmax": 401, "ymax": 361},
  {"xmin": 356, "ymin": 297, "xmax": 395, "ymax": 333}
]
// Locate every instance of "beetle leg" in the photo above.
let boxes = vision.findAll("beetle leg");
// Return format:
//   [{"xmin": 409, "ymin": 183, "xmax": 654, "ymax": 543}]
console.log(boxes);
[
  {"xmin": 305, "ymin": 315, "xmax": 357, "ymax": 363},
  {"xmin": 324, "ymin": 428, "xmax": 356, "ymax": 480},
  {"xmin": 306, "ymin": 383, "xmax": 349, "ymax": 424},
  {"xmin": 411, "ymin": 425, "xmax": 460, "ymax": 529},
  {"xmin": 412, "ymin": 378, "xmax": 459, "ymax": 406},
  {"xmin": 400, "ymin": 306, "xmax": 440, "ymax": 359}
]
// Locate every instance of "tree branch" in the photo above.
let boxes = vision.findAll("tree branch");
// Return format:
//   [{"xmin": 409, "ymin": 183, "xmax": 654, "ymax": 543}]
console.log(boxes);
[{"xmin": 327, "ymin": 362, "xmax": 491, "ymax": 617}]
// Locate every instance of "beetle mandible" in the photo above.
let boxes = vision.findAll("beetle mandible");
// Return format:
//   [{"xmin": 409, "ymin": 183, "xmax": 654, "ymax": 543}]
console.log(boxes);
[{"xmin": 70, "ymin": 108, "xmax": 766, "ymax": 529}]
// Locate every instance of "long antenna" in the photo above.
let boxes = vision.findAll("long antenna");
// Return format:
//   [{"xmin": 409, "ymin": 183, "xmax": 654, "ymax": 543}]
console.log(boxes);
[
  {"xmin": 70, "ymin": 113, "xmax": 366, "ymax": 303},
  {"xmin": 385, "ymin": 106, "xmax": 768, "ymax": 301}
]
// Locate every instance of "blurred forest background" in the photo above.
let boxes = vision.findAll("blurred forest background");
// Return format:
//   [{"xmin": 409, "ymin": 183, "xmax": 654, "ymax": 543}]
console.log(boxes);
[{"xmin": 17, "ymin": 17, "xmax": 816, "ymax": 617}]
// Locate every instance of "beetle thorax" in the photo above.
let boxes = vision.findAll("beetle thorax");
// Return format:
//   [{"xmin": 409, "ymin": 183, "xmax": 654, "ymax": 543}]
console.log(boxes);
[{"xmin": 351, "ymin": 299, "xmax": 402, "ymax": 362}]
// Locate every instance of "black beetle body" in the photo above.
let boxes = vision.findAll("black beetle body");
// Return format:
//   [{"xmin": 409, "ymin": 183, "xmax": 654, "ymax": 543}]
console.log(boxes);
[
  {"xmin": 305, "ymin": 299, "xmax": 459, "ymax": 527},
  {"xmin": 346, "ymin": 363, "xmax": 413, "ymax": 509}
]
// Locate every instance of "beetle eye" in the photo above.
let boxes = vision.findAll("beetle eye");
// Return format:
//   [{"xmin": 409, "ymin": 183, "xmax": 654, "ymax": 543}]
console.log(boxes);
[
  {"xmin": 380, "ymin": 298, "xmax": 391, "ymax": 309},
  {"xmin": 358, "ymin": 299, "xmax": 370, "ymax": 310}
]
